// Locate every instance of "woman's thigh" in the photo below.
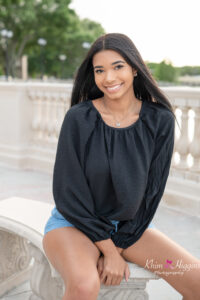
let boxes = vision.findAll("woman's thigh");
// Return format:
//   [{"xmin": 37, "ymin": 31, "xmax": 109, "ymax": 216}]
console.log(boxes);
[
  {"xmin": 42, "ymin": 227, "xmax": 101, "ymax": 289},
  {"xmin": 121, "ymin": 228, "xmax": 200, "ymax": 298}
]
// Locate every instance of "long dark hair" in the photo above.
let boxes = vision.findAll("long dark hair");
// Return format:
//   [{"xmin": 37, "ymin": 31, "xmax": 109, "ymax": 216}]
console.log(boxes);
[{"xmin": 71, "ymin": 33, "xmax": 176, "ymax": 121}]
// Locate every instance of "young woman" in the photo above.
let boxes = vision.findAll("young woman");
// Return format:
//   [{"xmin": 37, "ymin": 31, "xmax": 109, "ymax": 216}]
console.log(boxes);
[{"xmin": 42, "ymin": 33, "xmax": 200, "ymax": 300}]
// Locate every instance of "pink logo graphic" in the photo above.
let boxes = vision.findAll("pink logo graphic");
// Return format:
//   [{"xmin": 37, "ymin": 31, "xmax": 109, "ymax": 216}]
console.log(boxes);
[{"xmin": 164, "ymin": 259, "xmax": 174, "ymax": 269}]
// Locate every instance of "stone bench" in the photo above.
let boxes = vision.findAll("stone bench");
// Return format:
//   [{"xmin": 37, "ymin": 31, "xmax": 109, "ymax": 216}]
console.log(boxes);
[{"xmin": 0, "ymin": 197, "xmax": 160, "ymax": 299}]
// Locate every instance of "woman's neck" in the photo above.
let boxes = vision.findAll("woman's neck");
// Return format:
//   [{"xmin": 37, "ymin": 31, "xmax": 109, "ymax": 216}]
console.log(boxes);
[{"xmin": 100, "ymin": 95, "xmax": 141, "ymax": 117}]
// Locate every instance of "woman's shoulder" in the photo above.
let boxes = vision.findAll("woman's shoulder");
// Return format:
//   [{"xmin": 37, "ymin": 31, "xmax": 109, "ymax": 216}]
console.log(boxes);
[
  {"xmin": 64, "ymin": 101, "xmax": 90, "ymax": 119},
  {"xmin": 67, "ymin": 100, "xmax": 90, "ymax": 113},
  {"xmin": 143, "ymin": 100, "xmax": 175, "ymax": 136},
  {"xmin": 146, "ymin": 100, "xmax": 173, "ymax": 118},
  {"xmin": 145, "ymin": 100, "xmax": 174, "ymax": 127},
  {"xmin": 63, "ymin": 100, "xmax": 96, "ymax": 130}
]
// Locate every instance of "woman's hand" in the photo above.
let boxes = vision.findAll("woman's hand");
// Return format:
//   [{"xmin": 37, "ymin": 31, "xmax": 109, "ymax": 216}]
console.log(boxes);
[
  {"xmin": 97, "ymin": 255, "xmax": 104, "ymax": 279},
  {"xmin": 98, "ymin": 252, "xmax": 130, "ymax": 286},
  {"xmin": 116, "ymin": 247, "xmax": 124, "ymax": 255}
]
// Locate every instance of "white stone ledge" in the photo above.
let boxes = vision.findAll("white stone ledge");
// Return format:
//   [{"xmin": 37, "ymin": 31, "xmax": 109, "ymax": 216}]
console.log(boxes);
[{"xmin": 0, "ymin": 197, "xmax": 160, "ymax": 299}]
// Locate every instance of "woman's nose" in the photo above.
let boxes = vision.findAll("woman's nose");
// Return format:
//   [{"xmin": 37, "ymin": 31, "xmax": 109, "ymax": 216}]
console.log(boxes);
[{"xmin": 104, "ymin": 70, "xmax": 116, "ymax": 83}]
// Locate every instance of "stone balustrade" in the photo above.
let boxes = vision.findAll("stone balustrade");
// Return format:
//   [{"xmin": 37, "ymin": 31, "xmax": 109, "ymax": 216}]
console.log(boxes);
[{"xmin": 0, "ymin": 83, "xmax": 199, "ymax": 215}]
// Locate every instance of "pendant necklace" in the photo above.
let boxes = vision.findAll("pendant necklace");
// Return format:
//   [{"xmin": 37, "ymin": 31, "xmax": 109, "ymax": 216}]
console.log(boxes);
[{"xmin": 102, "ymin": 100, "xmax": 137, "ymax": 127}]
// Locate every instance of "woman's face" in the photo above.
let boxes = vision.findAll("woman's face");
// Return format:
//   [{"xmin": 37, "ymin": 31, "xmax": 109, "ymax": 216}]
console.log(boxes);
[{"xmin": 92, "ymin": 50, "xmax": 137, "ymax": 100}]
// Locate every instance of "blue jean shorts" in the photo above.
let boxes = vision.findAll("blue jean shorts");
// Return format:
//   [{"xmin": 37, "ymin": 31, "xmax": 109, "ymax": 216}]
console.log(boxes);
[{"xmin": 44, "ymin": 207, "xmax": 156, "ymax": 235}]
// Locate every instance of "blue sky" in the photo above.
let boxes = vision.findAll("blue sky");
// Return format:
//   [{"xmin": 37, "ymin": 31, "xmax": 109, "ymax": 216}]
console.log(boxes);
[{"xmin": 70, "ymin": 0, "xmax": 200, "ymax": 67}]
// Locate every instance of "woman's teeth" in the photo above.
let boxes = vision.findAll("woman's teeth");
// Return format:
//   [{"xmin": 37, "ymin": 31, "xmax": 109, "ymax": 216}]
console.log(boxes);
[{"xmin": 106, "ymin": 83, "xmax": 123, "ymax": 92}]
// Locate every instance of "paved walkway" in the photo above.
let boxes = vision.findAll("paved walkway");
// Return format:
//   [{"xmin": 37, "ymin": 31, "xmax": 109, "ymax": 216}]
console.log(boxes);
[{"xmin": 0, "ymin": 164, "xmax": 200, "ymax": 299}]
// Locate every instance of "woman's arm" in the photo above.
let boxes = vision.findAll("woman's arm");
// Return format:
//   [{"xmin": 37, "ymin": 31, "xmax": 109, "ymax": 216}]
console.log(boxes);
[
  {"xmin": 95, "ymin": 239, "xmax": 130, "ymax": 285},
  {"xmin": 95, "ymin": 239, "xmax": 123, "ymax": 256},
  {"xmin": 111, "ymin": 112, "xmax": 175, "ymax": 249},
  {"xmin": 53, "ymin": 107, "xmax": 116, "ymax": 244},
  {"xmin": 116, "ymin": 247, "xmax": 124, "ymax": 254}
]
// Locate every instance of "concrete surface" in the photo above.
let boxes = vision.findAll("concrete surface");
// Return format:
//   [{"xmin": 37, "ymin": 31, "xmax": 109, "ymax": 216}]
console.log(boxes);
[{"xmin": 0, "ymin": 164, "xmax": 200, "ymax": 300}]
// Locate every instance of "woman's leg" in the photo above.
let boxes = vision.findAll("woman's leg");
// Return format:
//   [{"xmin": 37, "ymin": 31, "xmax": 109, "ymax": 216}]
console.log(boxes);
[
  {"xmin": 121, "ymin": 228, "xmax": 200, "ymax": 300},
  {"xmin": 42, "ymin": 227, "xmax": 101, "ymax": 300}
]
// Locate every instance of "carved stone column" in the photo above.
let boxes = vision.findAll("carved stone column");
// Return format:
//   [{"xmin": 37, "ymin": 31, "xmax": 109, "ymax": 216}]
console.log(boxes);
[
  {"xmin": 29, "ymin": 91, "xmax": 42, "ymax": 144},
  {"xmin": 171, "ymin": 105, "xmax": 179, "ymax": 168},
  {"xmin": 189, "ymin": 107, "xmax": 200, "ymax": 172},
  {"xmin": 175, "ymin": 106, "xmax": 190, "ymax": 169},
  {"xmin": 28, "ymin": 243, "xmax": 64, "ymax": 300},
  {"xmin": 0, "ymin": 230, "xmax": 32, "ymax": 297}
]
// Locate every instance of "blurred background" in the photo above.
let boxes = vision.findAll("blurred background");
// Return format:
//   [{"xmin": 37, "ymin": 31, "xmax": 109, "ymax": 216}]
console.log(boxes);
[
  {"xmin": 0, "ymin": 1, "xmax": 200, "ymax": 300},
  {"xmin": 0, "ymin": 0, "xmax": 199, "ymax": 84}
]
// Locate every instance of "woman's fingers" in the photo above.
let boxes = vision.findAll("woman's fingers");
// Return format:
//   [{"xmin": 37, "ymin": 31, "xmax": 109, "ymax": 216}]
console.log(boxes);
[
  {"xmin": 97, "ymin": 256, "xmax": 104, "ymax": 277},
  {"xmin": 125, "ymin": 263, "xmax": 130, "ymax": 282},
  {"xmin": 99, "ymin": 254, "xmax": 130, "ymax": 286}
]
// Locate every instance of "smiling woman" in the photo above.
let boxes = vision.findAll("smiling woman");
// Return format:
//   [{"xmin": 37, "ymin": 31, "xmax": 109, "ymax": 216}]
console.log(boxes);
[
  {"xmin": 93, "ymin": 51, "xmax": 137, "ymax": 97},
  {"xmin": 42, "ymin": 33, "xmax": 200, "ymax": 300},
  {"xmin": 92, "ymin": 50, "xmax": 139, "ymax": 127}
]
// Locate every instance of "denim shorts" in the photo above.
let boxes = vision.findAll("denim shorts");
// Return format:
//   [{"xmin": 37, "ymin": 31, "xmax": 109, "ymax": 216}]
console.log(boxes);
[{"xmin": 44, "ymin": 206, "xmax": 156, "ymax": 235}]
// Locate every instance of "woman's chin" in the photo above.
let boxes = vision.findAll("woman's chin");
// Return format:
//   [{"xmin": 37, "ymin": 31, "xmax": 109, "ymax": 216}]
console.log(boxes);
[{"xmin": 104, "ymin": 91, "xmax": 123, "ymax": 100}]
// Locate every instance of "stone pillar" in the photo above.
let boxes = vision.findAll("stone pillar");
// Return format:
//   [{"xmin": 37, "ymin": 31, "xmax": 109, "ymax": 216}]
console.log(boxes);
[
  {"xmin": 189, "ymin": 107, "xmax": 200, "ymax": 172},
  {"xmin": 21, "ymin": 55, "xmax": 28, "ymax": 81},
  {"xmin": 175, "ymin": 106, "xmax": 190, "ymax": 169}
]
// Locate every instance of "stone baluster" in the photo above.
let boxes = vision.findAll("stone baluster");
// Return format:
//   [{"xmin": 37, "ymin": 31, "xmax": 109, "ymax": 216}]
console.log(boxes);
[
  {"xmin": 55, "ymin": 94, "xmax": 66, "ymax": 138},
  {"xmin": 42, "ymin": 92, "xmax": 51, "ymax": 144},
  {"xmin": 171, "ymin": 106, "xmax": 179, "ymax": 168},
  {"xmin": 48, "ymin": 93, "xmax": 58, "ymax": 144},
  {"xmin": 189, "ymin": 106, "xmax": 200, "ymax": 172},
  {"xmin": 175, "ymin": 105, "xmax": 190, "ymax": 170},
  {"xmin": 39, "ymin": 91, "xmax": 47, "ymax": 143},
  {"xmin": 29, "ymin": 91, "xmax": 42, "ymax": 144}
]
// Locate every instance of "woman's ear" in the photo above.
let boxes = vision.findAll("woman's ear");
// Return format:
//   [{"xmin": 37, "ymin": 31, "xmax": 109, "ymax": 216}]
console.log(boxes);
[{"xmin": 132, "ymin": 68, "xmax": 138, "ymax": 77}]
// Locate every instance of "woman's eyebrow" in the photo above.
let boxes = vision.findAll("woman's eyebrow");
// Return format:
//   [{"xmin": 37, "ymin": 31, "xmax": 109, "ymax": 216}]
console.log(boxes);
[{"xmin": 93, "ymin": 60, "xmax": 125, "ymax": 69}]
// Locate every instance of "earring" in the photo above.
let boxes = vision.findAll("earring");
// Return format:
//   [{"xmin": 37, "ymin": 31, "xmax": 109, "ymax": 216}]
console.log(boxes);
[{"xmin": 134, "ymin": 72, "xmax": 137, "ymax": 77}]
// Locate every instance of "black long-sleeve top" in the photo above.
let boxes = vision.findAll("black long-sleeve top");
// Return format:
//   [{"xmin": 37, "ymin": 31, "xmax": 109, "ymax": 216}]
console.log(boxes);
[{"xmin": 53, "ymin": 99, "xmax": 175, "ymax": 249}]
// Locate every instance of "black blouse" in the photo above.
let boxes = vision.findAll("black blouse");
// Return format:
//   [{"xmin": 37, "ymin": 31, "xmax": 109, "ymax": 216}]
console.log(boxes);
[{"xmin": 53, "ymin": 99, "xmax": 175, "ymax": 249}]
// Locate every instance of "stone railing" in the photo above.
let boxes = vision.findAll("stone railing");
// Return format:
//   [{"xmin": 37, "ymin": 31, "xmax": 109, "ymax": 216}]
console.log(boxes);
[
  {"xmin": 162, "ymin": 87, "xmax": 200, "ymax": 216},
  {"xmin": 164, "ymin": 87, "xmax": 200, "ymax": 174},
  {"xmin": 0, "ymin": 83, "xmax": 200, "ymax": 215}
]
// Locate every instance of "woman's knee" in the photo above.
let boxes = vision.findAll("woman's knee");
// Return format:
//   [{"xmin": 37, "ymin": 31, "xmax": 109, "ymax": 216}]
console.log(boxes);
[{"xmin": 67, "ymin": 273, "xmax": 101, "ymax": 300}]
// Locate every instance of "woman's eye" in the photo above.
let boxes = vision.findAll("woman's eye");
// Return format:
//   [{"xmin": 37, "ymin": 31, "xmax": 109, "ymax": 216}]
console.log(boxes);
[
  {"xmin": 115, "ymin": 65, "xmax": 124, "ymax": 70},
  {"xmin": 95, "ymin": 65, "xmax": 124, "ymax": 74},
  {"xmin": 95, "ymin": 69, "xmax": 103, "ymax": 74}
]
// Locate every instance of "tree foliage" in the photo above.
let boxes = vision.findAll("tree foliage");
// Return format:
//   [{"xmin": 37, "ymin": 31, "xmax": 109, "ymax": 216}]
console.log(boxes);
[
  {"xmin": 147, "ymin": 61, "xmax": 200, "ymax": 83},
  {"xmin": 147, "ymin": 60, "xmax": 177, "ymax": 82},
  {"xmin": 0, "ymin": 0, "xmax": 105, "ymax": 78},
  {"xmin": 176, "ymin": 66, "xmax": 200, "ymax": 76},
  {"xmin": 153, "ymin": 60, "xmax": 177, "ymax": 82}
]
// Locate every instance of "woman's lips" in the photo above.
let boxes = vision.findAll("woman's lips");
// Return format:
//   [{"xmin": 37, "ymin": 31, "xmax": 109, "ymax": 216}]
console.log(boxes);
[{"xmin": 105, "ymin": 83, "xmax": 123, "ymax": 93}]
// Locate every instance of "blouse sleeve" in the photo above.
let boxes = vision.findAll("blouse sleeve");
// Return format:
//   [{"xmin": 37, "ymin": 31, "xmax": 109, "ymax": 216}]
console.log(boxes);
[
  {"xmin": 53, "ymin": 108, "xmax": 115, "ymax": 243},
  {"xmin": 111, "ymin": 112, "xmax": 175, "ymax": 249}
]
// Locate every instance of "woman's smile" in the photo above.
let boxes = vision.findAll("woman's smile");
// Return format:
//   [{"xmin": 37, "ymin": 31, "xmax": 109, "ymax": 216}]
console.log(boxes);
[{"xmin": 105, "ymin": 83, "xmax": 124, "ymax": 93}]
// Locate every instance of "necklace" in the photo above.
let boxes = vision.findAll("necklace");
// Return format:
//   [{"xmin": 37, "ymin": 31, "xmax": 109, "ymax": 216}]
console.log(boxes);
[{"xmin": 102, "ymin": 99, "xmax": 139, "ymax": 127}]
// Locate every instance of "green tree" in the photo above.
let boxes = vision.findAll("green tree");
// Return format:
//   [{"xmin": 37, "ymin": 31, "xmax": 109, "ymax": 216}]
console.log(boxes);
[
  {"xmin": 154, "ymin": 60, "xmax": 177, "ymax": 82},
  {"xmin": 175, "ymin": 66, "xmax": 200, "ymax": 76},
  {"xmin": 0, "ymin": 0, "xmax": 105, "ymax": 78}
]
